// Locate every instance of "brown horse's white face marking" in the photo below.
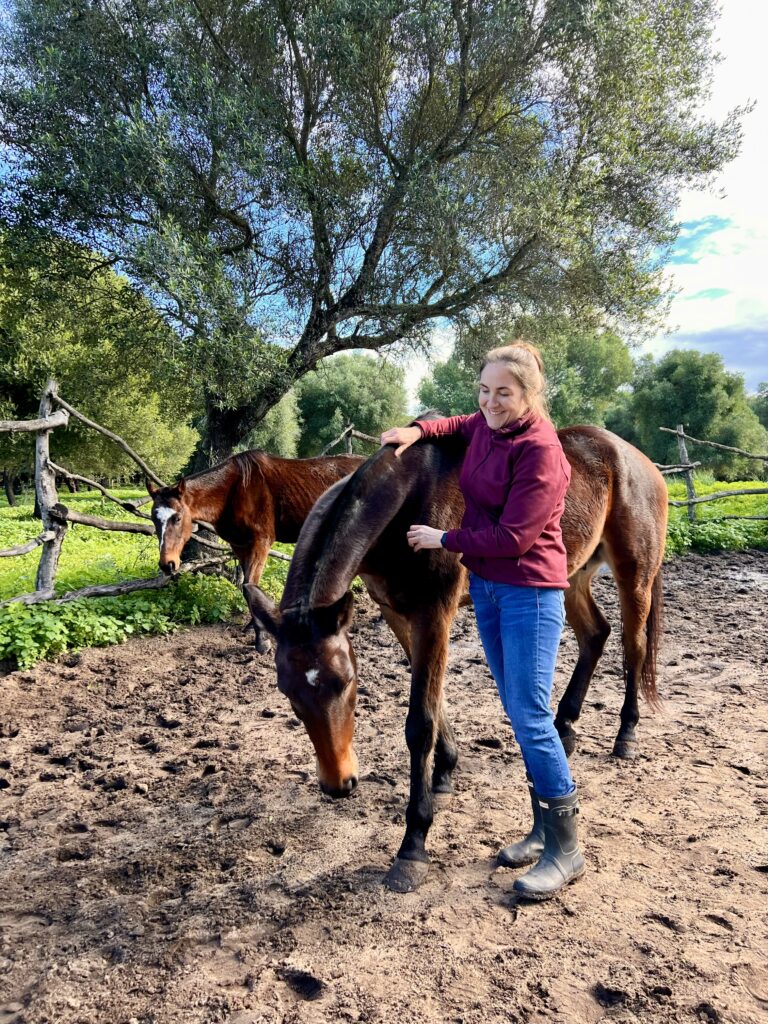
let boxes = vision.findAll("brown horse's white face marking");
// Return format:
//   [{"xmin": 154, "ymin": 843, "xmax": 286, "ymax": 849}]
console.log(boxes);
[{"xmin": 149, "ymin": 485, "xmax": 194, "ymax": 574}]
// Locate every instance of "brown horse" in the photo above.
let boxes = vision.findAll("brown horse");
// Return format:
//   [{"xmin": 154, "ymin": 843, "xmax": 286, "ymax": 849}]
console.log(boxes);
[
  {"xmin": 147, "ymin": 450, "xmax": 363, "ymax": 649},
  {"xmin": 246, "ymin": 426, "xmax": 668, "ymax": 891}
]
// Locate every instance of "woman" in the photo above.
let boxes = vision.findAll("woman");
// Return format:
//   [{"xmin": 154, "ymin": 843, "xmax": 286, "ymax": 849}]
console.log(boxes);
[{"xmin": 381, "ymin": 342, "xmax": 584, "ymax": 900}]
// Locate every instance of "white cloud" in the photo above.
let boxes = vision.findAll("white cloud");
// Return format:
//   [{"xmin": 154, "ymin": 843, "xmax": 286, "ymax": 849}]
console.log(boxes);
[{"xmin": 646, "ymin": 0, "xmax": 768, "ymax": 390}]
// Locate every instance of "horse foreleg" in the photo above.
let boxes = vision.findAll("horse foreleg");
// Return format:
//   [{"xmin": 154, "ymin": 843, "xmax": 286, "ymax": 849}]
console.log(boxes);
[
  {"xmin": 385, "ymin": 610, "xmax": 451, "ymax": 893},
  {"xmin": 432, "ymin": 713, "xmax": 459, "ymax": 799},
  {"xmin": 554, "ymin": 569, "xmax": 611, "ymax": 757},
  {"xmin": 240, "ymin": 537, "xmax": 275, "ymax": 654},
  {"xmin": 379, "ymin": 603, "xmax": 457, "ymax": 800}
]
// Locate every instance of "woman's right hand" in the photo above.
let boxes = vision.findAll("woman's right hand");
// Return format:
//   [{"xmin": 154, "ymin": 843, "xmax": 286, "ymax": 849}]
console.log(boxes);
[{"xmin": 380, "ymin": 425, "xmax": 422, "ymax": 458}]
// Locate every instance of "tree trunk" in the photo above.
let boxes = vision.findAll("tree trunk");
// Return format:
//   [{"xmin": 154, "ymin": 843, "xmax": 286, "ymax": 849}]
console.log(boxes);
[
  {"xmin": 3, "ymin": 472, "xmax": 16, "ymax": 507},
  {"xmin": 189, "ymin": 381, "xmax": 295, "ymax": 471}
]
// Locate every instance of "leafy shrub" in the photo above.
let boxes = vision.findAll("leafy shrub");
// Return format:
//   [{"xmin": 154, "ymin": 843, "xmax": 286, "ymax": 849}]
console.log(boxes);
[
  {"xmin": 0, "ymin": 573, "xmax": 246, "ymax": 668},
  {"xmin": 665, "ymin": 477, "xmax": 768, "ymax": 555}
]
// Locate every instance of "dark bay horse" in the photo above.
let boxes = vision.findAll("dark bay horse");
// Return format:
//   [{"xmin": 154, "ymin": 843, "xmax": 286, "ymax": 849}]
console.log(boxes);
[
  {"xmin": 147, "ymin": 451, "xmax": 363, "ymax": 649},
  {"xmin": 246, "ymin": 426, "xmax": 668, "ymax": 891}
]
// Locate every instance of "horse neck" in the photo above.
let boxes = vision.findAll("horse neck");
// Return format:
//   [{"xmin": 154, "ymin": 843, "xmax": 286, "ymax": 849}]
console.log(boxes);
[
  {"xmin": 284, "ymin": 457, "xmax": 412, "ymax": 611},
  {"xmin": 182, "ymin": 461, "xmax": 238, "ymax": 525}
]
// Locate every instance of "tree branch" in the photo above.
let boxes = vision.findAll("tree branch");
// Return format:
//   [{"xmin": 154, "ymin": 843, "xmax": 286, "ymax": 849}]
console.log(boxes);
[
  {"xmin": 51, "ymin": 395, "xmax": 167, "ymax": 486},
  {"xmin": 46, "ymin": 461, "xmax": 152, "ymax": 519}
]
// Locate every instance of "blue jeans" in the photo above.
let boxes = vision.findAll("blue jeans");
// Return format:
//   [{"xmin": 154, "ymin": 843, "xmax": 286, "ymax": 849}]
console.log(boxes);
[{"xmin": 468, "ymin": 573, "xmax": 574, "ymax": 799}]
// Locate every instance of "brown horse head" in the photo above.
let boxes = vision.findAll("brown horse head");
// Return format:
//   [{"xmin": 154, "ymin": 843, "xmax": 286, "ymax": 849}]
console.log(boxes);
[
  {"xmin": 147, "ymin": 479, "xmax": 194, "ymax": 575},
  {"xmin": 245, "ymin": 585, "xmax": 359, "ymax": 797}
]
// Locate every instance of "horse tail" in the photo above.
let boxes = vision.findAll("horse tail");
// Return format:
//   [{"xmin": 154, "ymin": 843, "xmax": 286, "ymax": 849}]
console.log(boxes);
[{"xmin": 641, "ymin": 567, "xmax": 664, "ymax": 710}]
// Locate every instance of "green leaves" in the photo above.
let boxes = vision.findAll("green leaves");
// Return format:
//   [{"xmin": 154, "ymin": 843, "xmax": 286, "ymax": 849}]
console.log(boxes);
[
  {"xmin": 1, "ymin": 0, "xmax": 744, "ymax": 458},
  {"xmin": 0, "ymin": 573, "xmax": 246, "ymax": 669}
]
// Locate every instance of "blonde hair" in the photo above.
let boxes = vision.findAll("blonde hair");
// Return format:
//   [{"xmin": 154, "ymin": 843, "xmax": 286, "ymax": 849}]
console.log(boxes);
[{"xmin": 481, "ymin": 341, "xmax": 549, "ymax": 420}]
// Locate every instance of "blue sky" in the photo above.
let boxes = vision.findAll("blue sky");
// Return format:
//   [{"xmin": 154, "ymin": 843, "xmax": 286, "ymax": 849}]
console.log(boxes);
[
  {"xmin": 637, "ymin": 0, "xmax": 767, "ymax": 393},
  {"xmin": 404, "ymin": 0, "xmax": 767, "ymax": 404}
]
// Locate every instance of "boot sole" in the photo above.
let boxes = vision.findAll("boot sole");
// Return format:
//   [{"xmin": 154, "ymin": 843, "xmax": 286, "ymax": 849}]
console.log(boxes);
[
  {"xmin": 497, "ymin": 850, "xmax": 543, "ymax": 869},
  {"xmin": 513, "ymin": 862, "xmax": 586, "ymax": 902}
]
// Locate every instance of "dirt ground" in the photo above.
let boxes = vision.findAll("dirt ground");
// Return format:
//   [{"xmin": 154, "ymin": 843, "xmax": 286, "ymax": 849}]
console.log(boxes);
[{"xmin": 1, "ymin": 550, "xmax": 767, "ymax": 1024}]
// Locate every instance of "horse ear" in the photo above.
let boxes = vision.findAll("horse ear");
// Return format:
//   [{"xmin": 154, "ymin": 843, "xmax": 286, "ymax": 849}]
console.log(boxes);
[
  {"xmin": 177, "ymin": 478, "xmax": 187, "ymax": 496},
  {"xmin": 316, "ymin": 591, "xmax": 354, "ymax": 634},
  {"xmin": 244, "ymin": 584, "xmax": 281, "ymax": 637},
  {"xmin": 146, "ymin": 477, "xmax": 158, "ymax": 497}
]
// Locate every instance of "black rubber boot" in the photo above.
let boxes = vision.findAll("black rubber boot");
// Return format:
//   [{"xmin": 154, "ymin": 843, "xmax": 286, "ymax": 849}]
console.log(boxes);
[
  {"xmin": 497, "ymin": 776, "xmax": 544, "ymax": 868},
  {"xmin": 512, "ymin": 788, "xmax": 585, "ymax": 901}
]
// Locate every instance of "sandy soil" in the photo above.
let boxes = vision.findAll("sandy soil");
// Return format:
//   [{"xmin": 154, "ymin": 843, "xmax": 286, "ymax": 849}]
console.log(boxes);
[{"xmin": 1, "ymin": 550, "xmax": 767, "ymax": 1024}]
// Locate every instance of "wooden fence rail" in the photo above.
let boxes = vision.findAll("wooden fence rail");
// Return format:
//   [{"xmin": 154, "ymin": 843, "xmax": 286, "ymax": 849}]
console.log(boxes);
[
  {"xmin": 0, "ymin": 380, "xmax": 284, "ymax": 606},
  {"xmin": 657, "ymin": 424, "xmax": 768, "ymax": 522},
  {"xmin": 4, "ymin": 398, "xmax": 765, "ymax": 608}
]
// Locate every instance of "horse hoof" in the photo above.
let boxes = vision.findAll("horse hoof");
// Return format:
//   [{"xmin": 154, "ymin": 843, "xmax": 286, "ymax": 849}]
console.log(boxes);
[
  {"xmin": 612, "ymin": 739, "xmax": 638, "ymax": 761},
  {"xmin": 432, "ymin": 790, "xmax": 453, "ymax": 810},
  {"xmin": 384, "ymin": 858, "xmax": 429, "ymax": 892},
  {"xmin": 559, "ymin": 730, "xmax": 577, "ymax": 758}
]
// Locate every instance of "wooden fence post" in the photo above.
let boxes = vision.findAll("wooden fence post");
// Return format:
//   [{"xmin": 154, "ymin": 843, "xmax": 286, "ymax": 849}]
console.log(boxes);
[
  {"xmin": 344, "ymin": 423, "xmax": 353, "ymax": 455},
  {"xmin": 676, "ymin": 424, "xmax": 696, "ymax": 523},
  {"xmin": 34, "ymin": 380, "xmax": 68, "ymax": 596}
]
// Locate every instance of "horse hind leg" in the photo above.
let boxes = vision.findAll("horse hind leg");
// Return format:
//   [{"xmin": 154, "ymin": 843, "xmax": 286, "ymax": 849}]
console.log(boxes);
[
  {"xmin": 612, "ymin": 570, "xmax": 663, "ymax": 760},
  {"xmin": 554, "ymin": 558, "xmax": 611, "ymax": 757}
]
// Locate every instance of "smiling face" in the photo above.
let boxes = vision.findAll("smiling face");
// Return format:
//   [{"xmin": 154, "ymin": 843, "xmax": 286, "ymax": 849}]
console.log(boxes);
[{"xmin": 478, "ymin": 361, "xmax": 527, "ymax": 429}]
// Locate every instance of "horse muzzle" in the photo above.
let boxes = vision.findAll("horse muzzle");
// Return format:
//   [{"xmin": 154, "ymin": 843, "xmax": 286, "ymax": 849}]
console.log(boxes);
[
  {"xmin": 316, "ymin": 747, "xmax": 359, "ymax": 798},
  {"xmin": 319, "ymin": 774, "xmax": 359, "ymax": 798},
  {"xmin": 159, "ymin": 560, "xmax": 177, "ymax": 575}
]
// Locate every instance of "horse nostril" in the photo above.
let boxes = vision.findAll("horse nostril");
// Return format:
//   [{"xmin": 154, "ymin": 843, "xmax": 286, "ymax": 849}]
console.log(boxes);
[{"xmin": 346, "ymin": 775, "xmax": 359, "ymax": 792}]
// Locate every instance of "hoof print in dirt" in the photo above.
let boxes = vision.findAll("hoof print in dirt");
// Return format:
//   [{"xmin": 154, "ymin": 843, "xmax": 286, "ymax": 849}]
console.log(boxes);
[
  {"xmin": 384, "ymin": 857, "xmax": 429, "ymax": 892},
  {"xmin": 593, "ymin": 983, "xmax": 629, "ymax": 1007},
  {"xmin": 276, "ymin": 965, "xmax": 324, "ymax": 1001},
  {"xmin": 156, "ymin": 712, "xmax": 182, "ymax": 729}
]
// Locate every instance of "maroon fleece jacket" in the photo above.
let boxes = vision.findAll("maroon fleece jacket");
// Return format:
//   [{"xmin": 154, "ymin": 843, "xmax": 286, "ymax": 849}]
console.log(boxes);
[{"xmin": 415, "ymin": 410, "xmax": 571, "ymax": 588}]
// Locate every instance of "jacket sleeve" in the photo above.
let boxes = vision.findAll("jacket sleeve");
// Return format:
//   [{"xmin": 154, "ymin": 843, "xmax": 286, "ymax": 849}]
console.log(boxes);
[
  {"xmin": 443, "ymin": 441, "xmax": 569, "ymax": 558},
  {"xmin": 415, "ymin": 411, "xmax": 481, "ymax": 443}
]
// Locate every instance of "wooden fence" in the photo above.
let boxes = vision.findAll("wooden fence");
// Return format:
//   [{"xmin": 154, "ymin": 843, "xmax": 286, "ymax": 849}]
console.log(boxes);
[
  {"xmin": 4, "ymin": 394, "xmax": 766, "ymax": 609},
  {"xmin": 0, "ymin": 381, "xmax": 241, "ymax": 607},
  {"xmin": 656, "ymin": 424, "xmax": 768, "ymax": 522}
]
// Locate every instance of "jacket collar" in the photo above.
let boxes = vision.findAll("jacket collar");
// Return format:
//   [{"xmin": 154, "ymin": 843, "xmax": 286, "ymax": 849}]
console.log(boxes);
[{"xmin": 484, "ymin": 409, "xmax": 539, "ymax": 439}]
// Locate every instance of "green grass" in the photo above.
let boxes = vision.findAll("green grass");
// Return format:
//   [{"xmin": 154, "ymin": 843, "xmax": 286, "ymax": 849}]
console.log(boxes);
[
  {"xmin": 1, "ymin": 475, "xmax": 765, "ymax": 667},
  {"xmin": 0, "ymin": 490, "xmax": 290, "ymax": 667},
  {"xmin": 665, "ymin": 477, "xmax": 768, "ymax": 555}
]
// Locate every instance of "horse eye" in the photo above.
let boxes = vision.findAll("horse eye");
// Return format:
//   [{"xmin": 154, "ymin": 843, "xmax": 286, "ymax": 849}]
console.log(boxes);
[{"xmin": 173, "ymin": 515, "xmax": 181, "ymax": 524}]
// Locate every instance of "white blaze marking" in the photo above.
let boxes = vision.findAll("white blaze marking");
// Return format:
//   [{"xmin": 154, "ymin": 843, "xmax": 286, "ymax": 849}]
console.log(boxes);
[
  {"xmin": 155, "ymin": 506, "xmax": 175, "ymax": 548},
  {"xmin": 306, "ymin": 669, "xmax": 319, "ymax": 688}
]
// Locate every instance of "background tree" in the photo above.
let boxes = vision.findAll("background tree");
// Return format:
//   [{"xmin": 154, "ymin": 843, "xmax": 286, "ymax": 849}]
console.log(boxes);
[
  {"xmin": 607, "ymin": 350, "xmax": 768, "ymax": 480},
  {"xmin": 0, "ymin": 235, "xmax": 198, "ymax": 489},
  {"xmin": 295, "ymin": 354, "xmax": 407, "ymax": 456},
  {"xmin": 417, "ymin": 314, "xmax": 634, "ymax": 425},
  {"xmin": 749, "ymin": 383, "xmax": 768, "ymax": 431},
  {"xmin": 0, "ymin": 0, "xmax": 742, "ymax": 462},
  {"xmin": 417, "ymin": 356, "xmax": 478, "ymax": 416},
  {"xmin": 238, "ymin": 392, "xmax": 301, "ymax": 458}
]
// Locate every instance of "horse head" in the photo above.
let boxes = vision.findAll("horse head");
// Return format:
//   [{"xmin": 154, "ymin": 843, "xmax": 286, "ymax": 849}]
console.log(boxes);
[
  {"xmin": 245, "ymin": 585, "xmax": 359, "ymax": 797},
  {"xmin": 147, "ymin": 479, "xmax": 194, "ymax": 575}
]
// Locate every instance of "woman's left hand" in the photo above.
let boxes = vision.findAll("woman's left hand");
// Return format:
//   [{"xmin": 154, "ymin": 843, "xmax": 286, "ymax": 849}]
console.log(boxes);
[{"xmin": 407, "ymin": 524, "xmax": 444, "ymax": 551}]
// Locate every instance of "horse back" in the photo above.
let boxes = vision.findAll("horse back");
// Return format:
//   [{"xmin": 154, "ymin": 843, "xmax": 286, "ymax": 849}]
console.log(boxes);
[{"xmin": 233, "ymin": 451, "xmax": 365, "ymax": 543}]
